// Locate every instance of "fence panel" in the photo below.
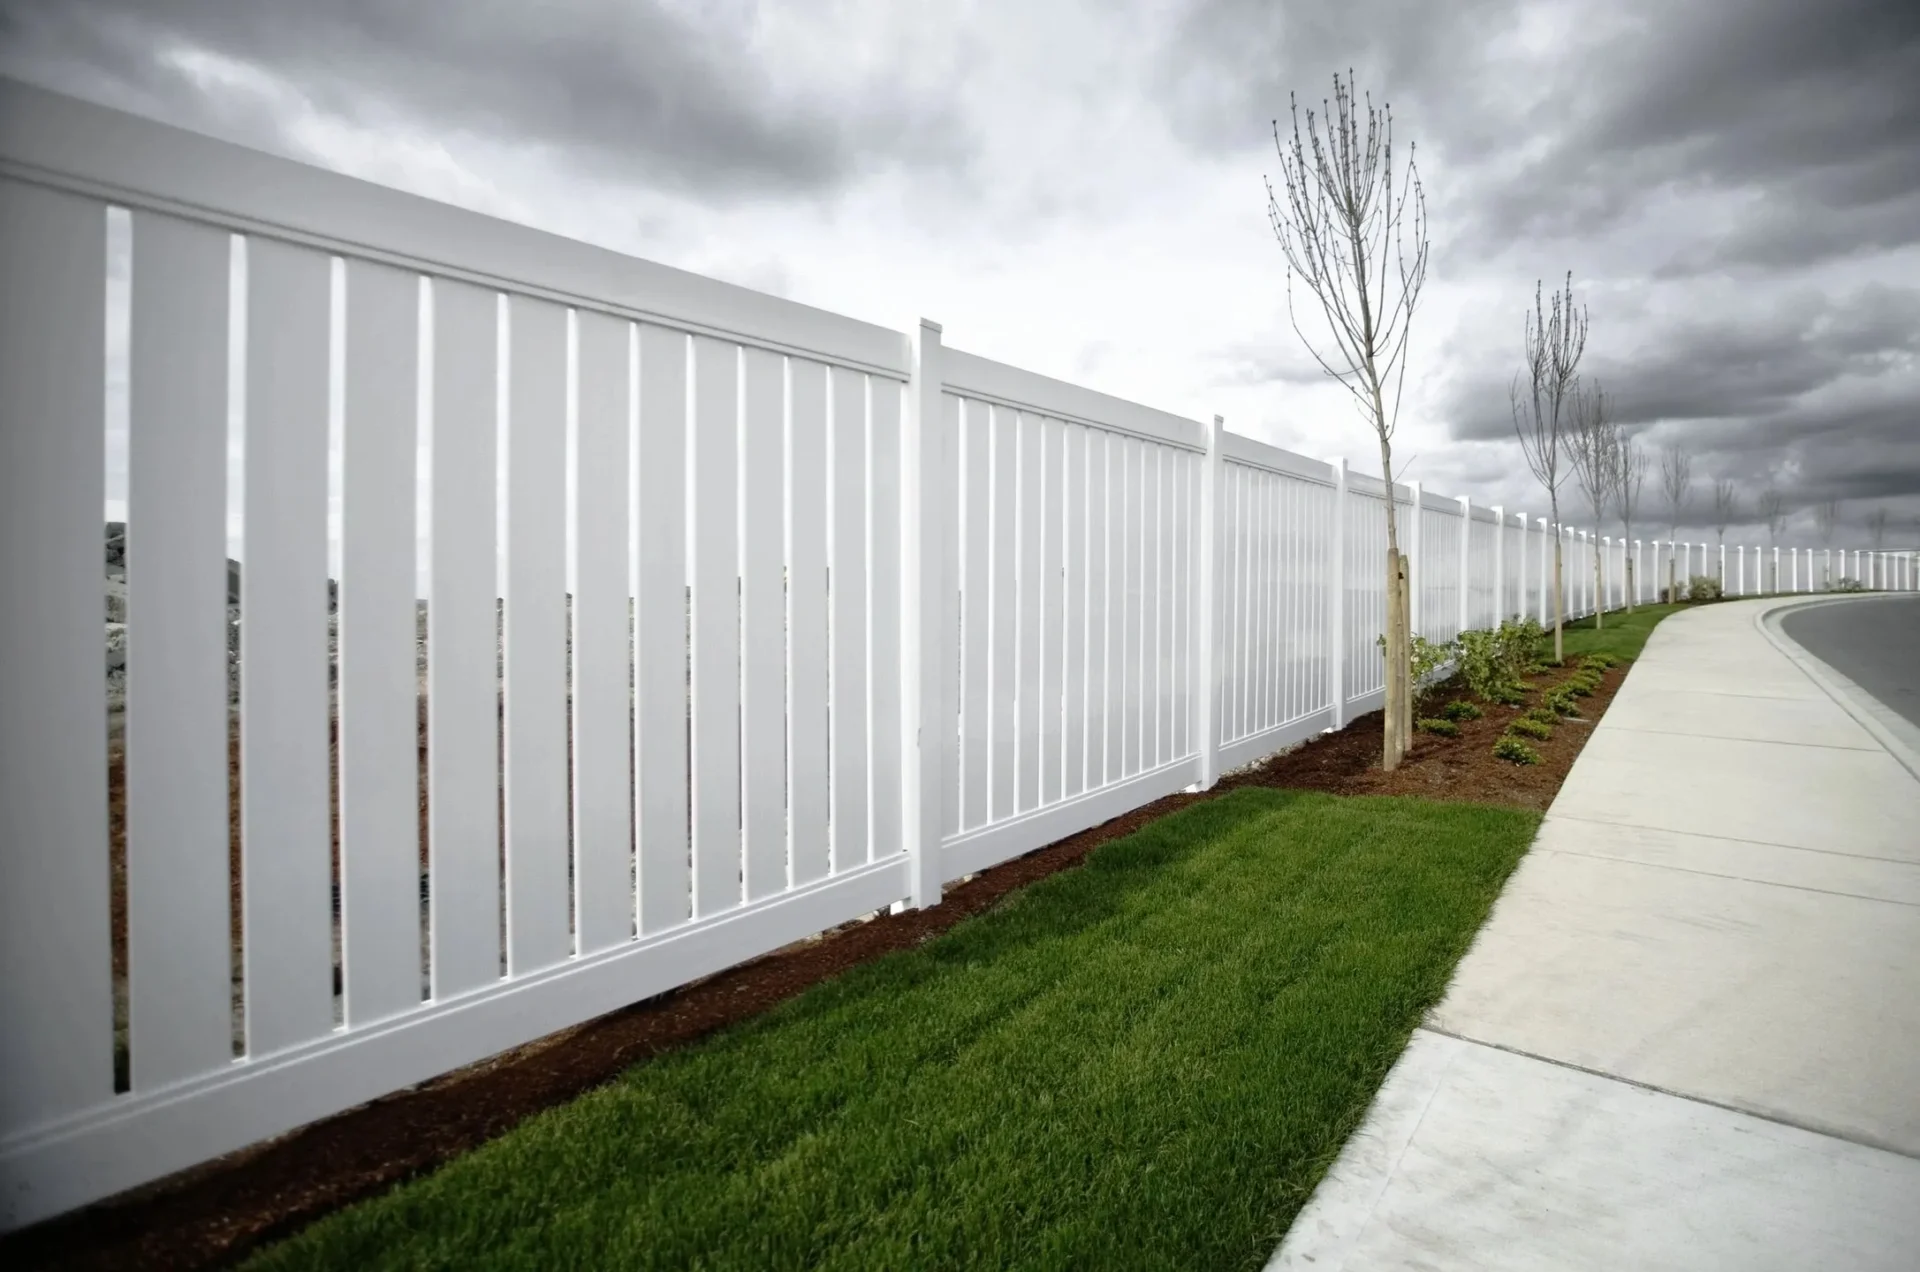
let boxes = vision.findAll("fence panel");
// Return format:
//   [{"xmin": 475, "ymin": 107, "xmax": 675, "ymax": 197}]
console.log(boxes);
[{"xmin": 0, "ymin": 72, "xmax": 1876, "ymax": 1231}]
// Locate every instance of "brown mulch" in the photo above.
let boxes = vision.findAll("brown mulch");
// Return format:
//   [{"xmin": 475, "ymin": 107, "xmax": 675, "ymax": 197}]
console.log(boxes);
[
  {"xmin": 1220, "ymin": 660, "xmax": 1628, "ymax": 811},
  {"xmin": 19, "ymin": 660, "xmax": 1625, "ymax": 1271}
]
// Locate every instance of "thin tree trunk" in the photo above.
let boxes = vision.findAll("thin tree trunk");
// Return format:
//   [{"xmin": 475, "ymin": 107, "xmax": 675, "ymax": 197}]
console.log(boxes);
[
  {"xmin": 1593, "ymin": 539, "xmax": 1604, "ymax": 630},
  {"xmin": 1552, "ymin": 535, "xmax": 1564, "ymax": 662},
  {"xmin": 1382, "ymin": 546, "xmax": 1404, "ymax": 770},
  {"xmin": 1398, "ymin": 553, "xmax": 1413, "ymax": 739},
  {"xmin": 1625, "ymin": 552, "xmax": 1635, "ymax": 613}
]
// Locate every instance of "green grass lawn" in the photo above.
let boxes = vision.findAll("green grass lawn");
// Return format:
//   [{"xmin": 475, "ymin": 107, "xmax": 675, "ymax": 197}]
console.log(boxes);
[
  {"xmin": 1558, "ymin": 601, "xmax": 1689, "ymax": 662},
  {"xmin": 250, "ymin": 789, "xmax": 1538, "ymax": 1272}
]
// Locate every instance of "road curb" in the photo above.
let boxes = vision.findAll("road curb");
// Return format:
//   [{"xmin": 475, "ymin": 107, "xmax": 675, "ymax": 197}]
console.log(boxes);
[{"xmin": 1752, "ymin": 595, "xmax": 1920, "ymax": 783}]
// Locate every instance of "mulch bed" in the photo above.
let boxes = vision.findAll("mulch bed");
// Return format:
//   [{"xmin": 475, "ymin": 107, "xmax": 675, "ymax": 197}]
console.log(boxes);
[
  {"xmin": 11, "ymin": 659, "xmax": 1625, "ymax": 1270},
  {"xmin": 1221, "ymin": 660, "xmax": 1628, "ymax": 812}
]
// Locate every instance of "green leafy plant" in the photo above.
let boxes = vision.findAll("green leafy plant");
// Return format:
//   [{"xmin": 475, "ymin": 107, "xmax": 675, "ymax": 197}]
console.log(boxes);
[
  {"xmin": 1834, "ymin": 576, "xmax": 1866, "ymax": 593},
  {"xmin": 1493, "ymin": 736, "xmax": 1541, "ymax": 765},
  {"xmin": 1415, "ymin": 717, "xmax": 1459, "ymax": 737},
  {"xmin": 1409, "ymin": 633, "xmax": 1452, "ymax": 715},
  {"xmin": 1565, "ymin": 678, "xmax": 1595, "ymax": 698},
  {"xmin": 1506, "ymin": 716, "xmax": 1553, "ymax": 741},
  {"xmin": 1495, "ymin": 616, "xmax": 1547, "ymax": 679},
  {"xmin": 1522, "ymin": 706, "xmax": 1559, "ymax": 726},
  {"xmin": 1441, "ymin": 700, "xmax": 1483, "ymax": 722},
  {"xmin": 1687, "ymin": 574, "xmax": 1723, "ymax": 602},
  {"xmin": 1486, "ymin": 683, "xmax": 1528, "ymax": 706},
  {"xmin": 1542, "ymin": 688, "xmax": 1581, "ymax": 716}
]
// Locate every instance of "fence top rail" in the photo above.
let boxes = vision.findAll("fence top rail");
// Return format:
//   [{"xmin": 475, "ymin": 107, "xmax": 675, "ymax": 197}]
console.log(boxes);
[
  {"xmin": 0, "ymin": 75, "xmax": 910, "ymax": 379},
  {"xmin": 1219, "ymin": 431, "xmax": 1334, "ymax": 484},
  {"xmin": 1344, "ymin": 470, "xmax": 1413, "ymax": 504},
  {"xmin": 941, "ymin": 346, "xmax": 1205, "ymax": 451}
]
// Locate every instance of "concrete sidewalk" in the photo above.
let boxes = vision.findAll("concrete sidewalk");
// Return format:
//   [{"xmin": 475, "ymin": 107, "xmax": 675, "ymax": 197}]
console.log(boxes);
[{"xmin": 1269, "ymin": 597, "xmax": 1920, "ymax": 1271}]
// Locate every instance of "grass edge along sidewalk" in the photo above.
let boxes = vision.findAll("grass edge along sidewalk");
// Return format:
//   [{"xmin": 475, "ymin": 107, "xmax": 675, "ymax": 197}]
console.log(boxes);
[{"xmin": 249, "ymin": 788, "xmax": 1537, "ymax": 1272}]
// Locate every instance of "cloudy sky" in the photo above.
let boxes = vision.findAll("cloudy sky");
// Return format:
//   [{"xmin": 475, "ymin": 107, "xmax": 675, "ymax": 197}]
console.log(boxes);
[{"xmin": 4, "ymin": 0, "xmax": 1917, "ymax": 549}]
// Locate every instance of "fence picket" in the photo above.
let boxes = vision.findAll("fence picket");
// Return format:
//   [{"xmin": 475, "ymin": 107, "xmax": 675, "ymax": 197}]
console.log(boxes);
[{"xmin": 692, "ymin": 337, "xmax": 743, "ymax": 909}]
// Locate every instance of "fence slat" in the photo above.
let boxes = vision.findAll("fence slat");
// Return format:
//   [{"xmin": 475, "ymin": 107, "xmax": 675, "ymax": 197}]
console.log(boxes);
[
  {"xmin": 692, "ymin": 337, "xmax": 742, "ymax": 911},
  {"xmin": 785, "ymin": 358, "xmax": 829, "ymax": 886},
  {"xmin": 241, "ymin": 237, "xmax": 333, "ymax": 1056},
  {"xmin": 1062, "ymin": 424, "xmax": 1087, "ymax": 797},
  {"xmin": 0, "ymin": 181, "xmax": 112, "ymax": 1129},
  {"xmin": 501, "ymin": 296, "xmax": 570, "ymax": 973},
  {"xmin": 829, "ymin": 366, "xmax": 869, "ymax": 869},
  {"xmin": 1015, "ymin": 411, "xmax": 1043, "ymax": 813},
  {"xmin": 572, "ymin": 309, "xmax": 634, "ymax": 952},
  {"xmin": 1149, "ymin": 446, "xmax": 1169, "ymax": 765},
  {"xmin": 1122, "ymin": 437, "xmax": 1144, "ymax": 775},
  {"xmin": 1040, "ymin": 416, "xmax": 1065, "ymax": 804},
  {"xmin": 960, "ymin": 400, "xmax": 991, "ymax": 830},
  {"xmin": 868, "ymin": 378, "xmax": 903, "ymax": 863},
  {"xmin": 1085, "ymin": 431, "xmax": 1110, "ymax": 788},
  {"xmin": 740, "ymin": 346, "xmax": 786, "ymax": 899},
  {"xmin": 634, "ymin": 325, "xmax": 691, "ymax": 928},
  {"xmin": 990, "ymin": 404, "xmax": 1018, "ymax": 821},
  {"xmin": 122, "ymin": 211, "xmax": 230, "ymax": 1092},
  {"xmin": 427, "ymin": 279, "xmax": 502, "ymax": 998},
  {"xmin": 339, "ymin": 257, "xmax": 422, "ymax": 1025}
]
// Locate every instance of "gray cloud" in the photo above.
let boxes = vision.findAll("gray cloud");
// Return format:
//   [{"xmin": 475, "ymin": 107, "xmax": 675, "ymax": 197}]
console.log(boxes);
[{"xmin": 0, "ymin": 0, "xmax": 974, "ymax": 200}]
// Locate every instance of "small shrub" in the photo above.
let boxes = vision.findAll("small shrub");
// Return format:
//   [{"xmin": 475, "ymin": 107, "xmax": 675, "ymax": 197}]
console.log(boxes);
[
  {"xmin": 1579, "ymin": 653, "xmax": 1618, "ymax": 671},
  {"xmin": 1454, "ymin": 628, "xmax": 1505, "ymax": 702},
  {"xmin": 1415, "ymin": 717, "xmax": 1459, "ymax": 737},
  {"xmin": 1486, "ymin": 683, "xmax": 1528, "ymax": 706},
  {"xmin": 1409, "ymin": 633, "xmax": 1452, "ymax": 715},
  {"xmin": 1493, "ymin": 737, "xmax": 1541, "ymax": 765},
  {"xmin": 1543, "ymin": 689, "xmax": 1581, "ymax": 716},
  {"xmin": 1441, "ymin": 700, "xmax": 1483, "ymax": 722},
  {"xmin": 1506, "ymin": 717, "xmax": 1553, "ymax": 741},
  {"xmin": 1495, "ymin": 616, "xmax": 1547, "ymax": 679},
  {"xmin": 1687, "ymin": 574, "xmax": 1723, "ymax": 602},
  {"xmin": 1522, "ymin": 706, "xmax": 1558, "ymax": 726},
  {"xmin": 1565, "ymin": 678, "xmax": 1595, "ymax": 697},
  {"xmin": 1834, "ymin": 576, "xmax": 1866, "ymax": 593}
]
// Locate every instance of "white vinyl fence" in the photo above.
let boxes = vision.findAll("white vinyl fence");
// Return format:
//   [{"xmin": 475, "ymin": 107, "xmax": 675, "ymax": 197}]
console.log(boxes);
[{"xmin": 3, "ymin": 78, "xmax": 1916, "ymax": 1230}]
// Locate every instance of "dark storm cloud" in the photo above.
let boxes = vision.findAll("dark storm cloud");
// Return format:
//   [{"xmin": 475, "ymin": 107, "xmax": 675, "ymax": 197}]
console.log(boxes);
[
  {"xmin": 1465, "ymin": 0, "xmax": 1920, "ymax": 268},
  {"xmin": 1445, "ymin": 282, "xmax": 1920, "ymax": 441},
  {"xmin": 0, "ymin": 0, "xmax": 973, "ymax": 199}
]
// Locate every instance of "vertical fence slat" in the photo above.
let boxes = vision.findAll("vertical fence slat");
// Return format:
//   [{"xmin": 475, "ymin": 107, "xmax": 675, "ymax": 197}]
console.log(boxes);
[
  {"xmin": 1125, "ymin": 438, "xmax": 1146, "ymax": 775},
  {"xmin": 339, "ymin": 257, "xmax": 422, "ymax": 1025},
  {"xmin": 1156, "ymin": 448, "xmax": 1176, "ymax": 763},
  {"xmin": 427, "ymin": 279, "xmax": 501, "ymax": 996},
  {"xmin": 1093, "ymin": 435, "xmax": 1113, "ymax": 768},
  {"xmin": 739, "ymin": 347, "xmax": 787, "ymax": 898},
  {"xmin": 1173, "ymin": 451, "xmax": 1192, "ymax": 756},
  {"xmin": 0, "ymin": 182, "xmax": 112, "ymax": 1127},
  {"xmin": 936, "ymin": 388, "xmax": 963, "ymax": 845},
  {"xmin": 989, "ymin": 405, "xmax": 1018, "ymax": 820},
  {"xmin": 1015, "ymin": 411, "xmax": 1043, "ymax": 812},
  {"xmin": 828, "ymin": 366, "xmax": 868, "ymax": 870},
  {"xmin": 572, "ymin": 310, "xmax": 635, "ymax": 951},
  {"xmin": 501, "ymin": 296, "xmax": 570, "ymax": 973},
  {"xmin": 959, "ymin": 400, "xmax": 990, "ymax": 830},
  {"xmin": 692, "ymin": 337, "xmax": 742, "ymax": 909},
  {"xmin": 1063, "ymin": 425, "xmax": 1088, "ymax": 797},
  {"xmin": 122, "ymin": 211, "xmax": 229, "ymax": 1091},
  {"xmin": 1039, "ymin": 417, "xmax": 1065, "ymax": 805},
  {"xmin": 241, "ymin": 237, "xmax": 333, "ymax": 1056},
  {"xmin": 784, "ymin": 358, "xmax": 829, "ymax": 887},
  {"xmin": 869, "ymin": 378, "xmax": 902, "ymax": 863}
]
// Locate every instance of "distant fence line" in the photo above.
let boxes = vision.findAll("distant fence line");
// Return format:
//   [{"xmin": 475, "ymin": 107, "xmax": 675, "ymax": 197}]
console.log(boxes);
[{"xmin": 4, "ymin": 76, "xmax": 1916, "ymax": 1230}]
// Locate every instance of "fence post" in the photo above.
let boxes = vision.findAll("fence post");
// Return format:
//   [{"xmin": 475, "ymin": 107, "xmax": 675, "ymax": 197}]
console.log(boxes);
[
  {"xmin": 1191, "ymin": 416, "xmax": 1223, "ymax": 790},
  {"xmin": 1328, "ymin": 456, "xmax": 1348, "ymax": 729},
  {"xmin": 899, "ymin": 318, "xmax": 945, "ymax": 911},
  {"xmin": 1456, "ymin": 495, "xmax": 1472, "ymax": 635},
  {"xmin": 1407, "ymin": 480, "xmax": 1423, "ymax": 638},
  {"xmin": 1537, "ymin": 518, "xmax": 1549, "ymax": 624}
]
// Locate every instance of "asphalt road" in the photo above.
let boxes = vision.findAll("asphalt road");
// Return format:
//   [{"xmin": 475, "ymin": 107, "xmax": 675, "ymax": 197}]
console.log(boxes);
[{"xmin": 1781, "ymin": 595, "xmax": 1920, "ymax": 731}]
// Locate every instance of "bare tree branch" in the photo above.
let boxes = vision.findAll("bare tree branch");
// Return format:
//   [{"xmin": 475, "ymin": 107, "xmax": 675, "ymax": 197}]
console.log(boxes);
[
  {"xmin": 1567, "ymin": 378, "xmax": 1618, "ymax": 531},
  {"xmin": 1711, "ymin": 477, "xmax": 1739, "ymax": 544},
  {"xmin": 1868, "ymin": 506, "xmax": 1889, "ymax": 549},
  {"xmin": 1758, "ymin": 485, "xmax": 1786, "ymax": 547},
  {"xmin": 1814, "ymin": 498, "xmax": 1838, "ymax": 545},
  {"xmin": 1510, "ymin": 272, "xmax": 1588, "ymax": 655}
]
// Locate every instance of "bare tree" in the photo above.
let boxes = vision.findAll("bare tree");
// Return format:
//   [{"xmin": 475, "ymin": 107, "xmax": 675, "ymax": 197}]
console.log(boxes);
[
  {"xmin": 1758, "ymin": 485, "xmax": 1786, "ymax": 592},
  {"xmin": 1869, "ymin": 506, "xmax": 1889, "ymax": 548},
  {"xmin": 1659, "ymin": 444, "xmax": 1691, "ymax": 600},
  {"xmin": 1711, "ymin": 478, "xmax": 1739, "ymax": 584},
  {"xmin": 1613, "ymin": 433, "xmax": 1649, "ymax": 611},
  {"xmin": 1814, "ymin": 499, "xmax": 1839, "ymax": 586},
  {"xmin": 1566, "ymin": 379, "xmax": 1617, "ymax": 628},
  {"xmin": 1268, "ymin": 69, "xmax": 1428, "ymax": 769},
  {"xmin": 1511, "ymin": 274, "xmax": 1589, "ymax": 661}
]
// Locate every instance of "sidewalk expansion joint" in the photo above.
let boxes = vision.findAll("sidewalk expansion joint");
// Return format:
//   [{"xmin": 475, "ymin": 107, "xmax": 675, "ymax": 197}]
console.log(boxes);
[
  {"xmin": 1545, "ymin": 812, "xmax": 1920, "ymax": 867},
  {"xmin": 1416, "ymin": 1026, "xmax": 1920, "ymax": 1163},
  {"xmin": 1537, "ymin": 846, "xmax": 1920, "ymax": 909}
]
